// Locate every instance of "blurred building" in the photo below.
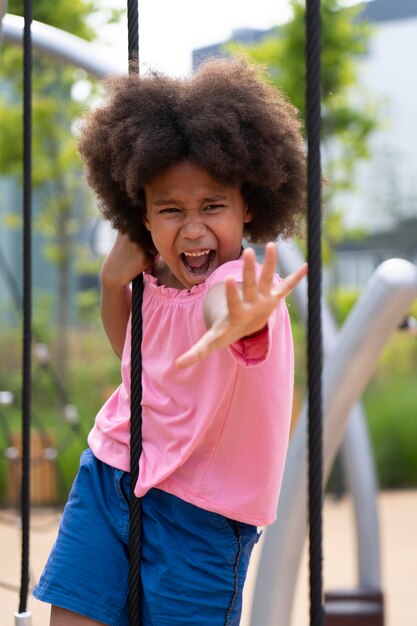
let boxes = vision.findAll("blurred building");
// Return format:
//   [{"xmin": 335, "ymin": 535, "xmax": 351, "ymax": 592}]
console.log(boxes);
[
  {"xmin": 328, "ymin": 217, "xmax": 417, "ymax": 290},
  {"xmin": 341, "ymin": 0, "xmax": 417, "ymax": 231},
  {"xmin": 192, "ymin": 26, "xmax": 275, "ymax": 71}
]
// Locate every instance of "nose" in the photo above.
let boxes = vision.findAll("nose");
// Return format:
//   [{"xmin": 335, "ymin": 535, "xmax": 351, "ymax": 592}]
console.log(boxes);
[{"xmin": 180, "ymin": 213, "xmax": 207, "ymax": 239}]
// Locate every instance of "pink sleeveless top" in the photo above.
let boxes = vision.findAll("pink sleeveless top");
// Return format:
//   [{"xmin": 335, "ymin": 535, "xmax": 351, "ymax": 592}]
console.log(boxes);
[{"xmin": 88, "ymin": 260, "xmax": 294, "ymax": 525}]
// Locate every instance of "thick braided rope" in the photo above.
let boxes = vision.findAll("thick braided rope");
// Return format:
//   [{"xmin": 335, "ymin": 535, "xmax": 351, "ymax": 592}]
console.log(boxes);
[
  {"xmin": 127, "ymin": 2, "xmax": 143, "ymax": 624},
  {"xmin": 127, "ymin": 0, "xmax": 139, "ymax": 65},
  {"xmin": 19, "ymin": 0, "xmax": 33, "ymax": 616},
  {"xmin": 306, "ymin": 1, "xmax": 324, "ymax": 625},
  {"xmin": 129, "ymin": 274, "xmax": 144, "ymax": 625}
]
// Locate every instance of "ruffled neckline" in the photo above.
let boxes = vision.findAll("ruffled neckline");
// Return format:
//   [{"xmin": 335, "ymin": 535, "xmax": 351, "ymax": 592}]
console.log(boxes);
[{"xmin": 143, "ymin": 272, "xmax": 206, "ymax": 300}]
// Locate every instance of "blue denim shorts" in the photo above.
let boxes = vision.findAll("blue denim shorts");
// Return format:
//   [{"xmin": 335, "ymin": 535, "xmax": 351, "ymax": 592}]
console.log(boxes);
[{"xmin": 33, "ymin": 449, "xmax": 259, "ymax": 625}]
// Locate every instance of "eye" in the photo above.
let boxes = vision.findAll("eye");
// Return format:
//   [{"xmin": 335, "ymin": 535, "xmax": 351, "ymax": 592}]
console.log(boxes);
[
  {"xmin": 159, "ymin": 207, "xmax": 180, "ymax": 215},
  {"xmin": 204, "ymin": 204, "xmax": 224, "ymax": 212}
]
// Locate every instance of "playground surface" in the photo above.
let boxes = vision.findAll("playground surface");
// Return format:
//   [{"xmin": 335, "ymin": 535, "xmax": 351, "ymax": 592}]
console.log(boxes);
[{"xmin": 1, "ymin": 489, "xmax": 416, "ymax": 625}]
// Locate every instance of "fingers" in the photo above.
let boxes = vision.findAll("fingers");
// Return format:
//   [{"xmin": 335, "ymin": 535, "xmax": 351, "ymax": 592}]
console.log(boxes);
[
  {"xmin": 234, "ymin": 244, "xmax": 307, "ymax": 313},
  {"xmin": 242, "ymin": 243, "xmax": 307, "ymax": 302},
  {"xmin": 273, "ymin": 262, "xmax": 308, "ymax": 298},
  {"xmin": 175, "ymin": 327, "xmax": 221, "ymax": 369},
  {"xmin": 242, "ymin": 248, "xmax": 257, "ymax": 302},
  {"xmin": 242, "ymin": 243, "xmax": 277, "ymax": 300},
  {"xmin": 225, "ymin": 276, "xmax": 243, "ymax": 320},
  {"xmin": 258, "ymin": 242, "xmax": 277, "ymax": 295},
  {"xmin": 175, "ymin": 347, "xmax": 202, "ymax": 369}
]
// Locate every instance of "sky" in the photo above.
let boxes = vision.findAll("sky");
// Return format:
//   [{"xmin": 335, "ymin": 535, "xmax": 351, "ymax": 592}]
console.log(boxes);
[{"xmin": 95, "ymin": 0, "xmax": 293, "ymax": 76}]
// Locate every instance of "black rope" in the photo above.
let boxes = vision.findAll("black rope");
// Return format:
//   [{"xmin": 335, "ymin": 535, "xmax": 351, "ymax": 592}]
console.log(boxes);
[
  {"xmin": 127, "ymin": 2, "xmax": 143, "ymax": 624},
  {"xmin": 127, "ymin": 0, "xmax": 139, "ymax": 66},
  {"xmin": 306, "ymin": 1, "xmax": 324, "ymax": 625},
  {"xmin": 19, "ymin": 0, "xmax": 33, "ymax": 616},
  {"xmin": 129, "ymin": 273, "xmax": 144, "ymax": 625}
]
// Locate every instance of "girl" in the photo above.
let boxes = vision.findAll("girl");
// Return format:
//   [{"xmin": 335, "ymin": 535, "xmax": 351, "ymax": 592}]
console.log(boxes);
[{"xmin": 34, "ymin": 58, "xmax": 307, "ymax": 626}]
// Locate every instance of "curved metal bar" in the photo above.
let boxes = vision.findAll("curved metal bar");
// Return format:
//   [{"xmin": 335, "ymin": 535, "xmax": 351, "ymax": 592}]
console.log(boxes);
[
  {"xmin": 278, "ymin": 240, "xmax": 382, "ymax": 588},
  {"xmin": 1, "ymin": 13, "xmax": 124, "ymax": 77},
  {"xmin": 339, "ymin": 404, "xmax": 382, "ymax": 588},
  {"xmin": 250, "ymin": 250, "xmax": 417, "ymax": 626}
]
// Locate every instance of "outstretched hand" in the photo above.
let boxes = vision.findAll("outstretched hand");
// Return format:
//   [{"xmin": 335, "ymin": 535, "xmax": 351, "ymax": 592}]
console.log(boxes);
[{"xmin": 175, "ymin": 243, "xmax": 308, "ymax": 369}]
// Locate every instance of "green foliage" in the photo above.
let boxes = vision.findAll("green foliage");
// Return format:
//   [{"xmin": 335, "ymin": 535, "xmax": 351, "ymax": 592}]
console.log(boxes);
[
  {"xmin": 227, "ymin": 0, "xmax": 379, "ymax": 196},
  {"xmin": 408, "ymin": 297, "xmax": 417, "ymax": 321},
  {"xmin": 0, "ymin": 0, "xmax": 122, "ymax": 377},
  {"xmin": 0, "ymin": 325, "xmax": 121, "ymax": 503},
  {"xmin": 327, "ymin": 286, "xmax": 361, "ymax": 325},
  {"xmin": 0, "ymin": 0, "xmax": 111, "ymax": 217},
  {"xmin": 32, "ymin": 290, "xmax": 56, "ymax": 340},
  {"xmin": 327, "ymin": 311, "xmax": 417, "ymax": 488},
  {"xmin": 0, "ymin": 0, "xmax": 102, "ymax": 218},
  {"xmin": 364, "ymin": 333, "xmax": 417, "ymax": 488},
  {"xmin": 75, "ymin": 288, "xmax": 101, "ymax": 326}
]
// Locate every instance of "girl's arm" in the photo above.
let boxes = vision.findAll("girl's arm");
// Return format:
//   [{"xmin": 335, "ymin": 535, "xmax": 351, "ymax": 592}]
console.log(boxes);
[
  {"xmin": 176, "ymin": 243, "xmax": 307, "ymax": 368},
  {"xmin": 101, "ymin": 232, "xmax": 151, "ymax": 358}
]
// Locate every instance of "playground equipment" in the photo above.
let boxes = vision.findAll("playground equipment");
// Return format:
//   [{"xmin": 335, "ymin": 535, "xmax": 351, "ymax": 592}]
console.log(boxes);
[
  {"xmin": 279, "ymin": 240, "xmax": 383, "ymax": 589},
  {"xmin": 1, "ymin": 13, "xmax": 124, "ymax": 76},
  {"xmin": 250, "ymin": 247, "xmax": 417, "ymax": 625}
]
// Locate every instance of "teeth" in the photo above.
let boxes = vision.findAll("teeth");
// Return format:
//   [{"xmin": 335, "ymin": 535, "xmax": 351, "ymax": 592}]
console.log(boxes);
[{"xmin": 183, "ymin": 250, "xmax": 210, "ymax": 257}]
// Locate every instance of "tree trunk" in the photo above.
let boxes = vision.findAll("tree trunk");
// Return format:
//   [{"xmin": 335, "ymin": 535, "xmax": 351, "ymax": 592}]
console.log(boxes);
[{"xmin": 55, "ymin": 198, "xmax": 71, "ymax": 383}]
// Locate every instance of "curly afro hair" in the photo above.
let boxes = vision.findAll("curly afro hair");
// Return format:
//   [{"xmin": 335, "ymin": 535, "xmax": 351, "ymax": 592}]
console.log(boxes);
[{"xmin": 78, "ymin": 57, "xmax": 306, "ymax": 254}]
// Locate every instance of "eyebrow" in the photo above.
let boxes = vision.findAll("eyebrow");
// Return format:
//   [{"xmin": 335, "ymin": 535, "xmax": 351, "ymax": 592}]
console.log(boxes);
[{"xmin": 152, "ymin": 194, "xmax": 229, "ymax": 206}]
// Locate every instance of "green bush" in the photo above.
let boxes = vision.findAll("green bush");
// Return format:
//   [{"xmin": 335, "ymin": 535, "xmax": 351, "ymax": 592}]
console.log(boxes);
[
  {"xmin": 0, "ymin": 325, "xmax": 121, "ymax": 504},
  {"xmin": 363, "ymin": 332, "xmax": 417, "ymax": 488},
  {"xmin": 327, "ymin": 287, "xmax": 360, "ymax": 325},
  {"xmin": 364, "ymin": 374, "xmax": 417, "ymax": 488}
]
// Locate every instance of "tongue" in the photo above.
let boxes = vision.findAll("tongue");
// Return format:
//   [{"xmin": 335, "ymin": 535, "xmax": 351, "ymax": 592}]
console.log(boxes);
[
  {"xmin": 184, "ymin": 252, "xmax": 211, "ymax": 274},
  {"xmin": 185, "ymin": 253, "xmax": 209, "ymax": 269}
]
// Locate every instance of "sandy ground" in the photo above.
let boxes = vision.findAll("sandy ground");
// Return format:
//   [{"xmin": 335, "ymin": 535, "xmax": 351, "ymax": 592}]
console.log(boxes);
[{"xmin": 1, "ymin": 490, "xmax": 416, "ymax": 625}]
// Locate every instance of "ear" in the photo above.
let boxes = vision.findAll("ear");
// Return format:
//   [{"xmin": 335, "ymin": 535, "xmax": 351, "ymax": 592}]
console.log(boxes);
[
  {"xmin": 143, "ymin": 214, "xmax": 151, "ymax": 231},
  {"xmin": 243, "ymin": 204, "xmax": 253, "ymax": 224}
]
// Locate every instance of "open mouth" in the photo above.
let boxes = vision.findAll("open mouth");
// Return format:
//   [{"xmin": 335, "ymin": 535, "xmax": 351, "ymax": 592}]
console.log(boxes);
[{"xmin": 180, "ymin": 249, "xmax": 216, "ymax": 277}]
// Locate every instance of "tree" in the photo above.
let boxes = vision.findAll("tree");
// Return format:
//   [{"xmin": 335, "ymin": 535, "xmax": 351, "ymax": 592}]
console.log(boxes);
[
  {"xmin": 0, "ymin": 0, "xmax": 121, "ymax": 379},
  {"xmin": 228, "ymin": 0, "xmax": 380, "ymax": 254}
]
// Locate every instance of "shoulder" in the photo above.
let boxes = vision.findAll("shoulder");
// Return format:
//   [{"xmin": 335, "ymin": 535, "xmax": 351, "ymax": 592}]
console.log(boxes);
[
  {"xmin": 205, "ymin": 260, "xmax": 245, "ymax": 291},
  {"xmin": 206, "ymin": 259, "xmax": 281, "ymax": 290}
]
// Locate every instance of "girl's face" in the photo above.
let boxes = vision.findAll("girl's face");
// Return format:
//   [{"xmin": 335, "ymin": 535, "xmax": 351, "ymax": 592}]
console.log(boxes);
[{"xmin": 144, "ymin": 161, "xmax": 252, "ymax": 290}]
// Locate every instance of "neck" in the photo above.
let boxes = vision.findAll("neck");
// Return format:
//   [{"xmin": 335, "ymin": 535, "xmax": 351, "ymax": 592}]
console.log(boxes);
[{"xmin": 153, "ymin": 256, "xmax": 185, "ymax": 289}]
